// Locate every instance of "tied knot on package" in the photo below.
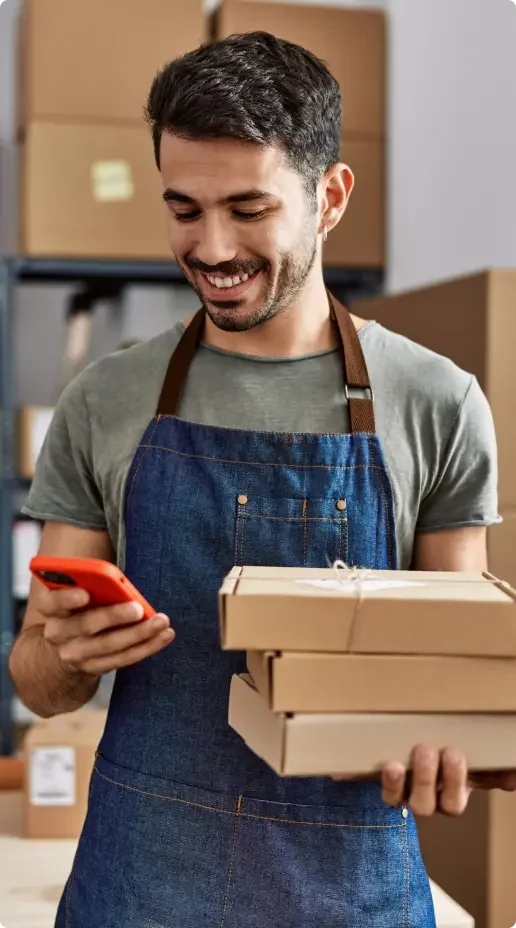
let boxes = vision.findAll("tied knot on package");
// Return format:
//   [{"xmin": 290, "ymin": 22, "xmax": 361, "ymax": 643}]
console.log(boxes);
[{"xmin": 332, "ymin": 559, "xmax": 373, "ymax": 648}]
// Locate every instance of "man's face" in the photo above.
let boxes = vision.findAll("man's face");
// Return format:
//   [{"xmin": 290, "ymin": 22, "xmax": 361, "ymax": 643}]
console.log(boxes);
[{"xmin": 159, "ymin": 134, "xmax": 320, "ymax": 331}]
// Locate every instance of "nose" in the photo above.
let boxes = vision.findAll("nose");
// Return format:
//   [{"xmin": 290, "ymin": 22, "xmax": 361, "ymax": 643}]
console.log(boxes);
[{"xmin": 193, "ymin": 214, "xmax": 238, "ymax": 268}]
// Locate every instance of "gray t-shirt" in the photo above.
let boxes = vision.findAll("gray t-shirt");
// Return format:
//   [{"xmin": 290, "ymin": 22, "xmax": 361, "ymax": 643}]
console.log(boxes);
[{"xmin": 24, "ymin": 319, "xmax": 500, "ymax": 570}]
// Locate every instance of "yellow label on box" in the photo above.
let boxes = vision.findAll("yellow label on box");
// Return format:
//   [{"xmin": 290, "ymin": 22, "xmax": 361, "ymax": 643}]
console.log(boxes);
[{"xmin": 91, "ymin": 161, "xmax": 134, "ymax": 202}]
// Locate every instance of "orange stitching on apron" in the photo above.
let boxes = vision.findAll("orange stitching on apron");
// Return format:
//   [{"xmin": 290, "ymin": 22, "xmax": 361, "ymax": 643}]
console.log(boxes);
[
  {"xmin": 239, "ymin": 501, "xmax": 247, "ymax": 567},
  {"xmin": 94, "ymin": 767, "xmax": 405, "ymax": 829},
  {"xmin": 128, "ymin": 418, "xmax": 161, "ymax": 503},
  {"xmin": 220, "ymin": 795, "xmax": 242, "ymax": 928},
  {"xmin": 138, "ymin": 444, "xmax": 387, "ymax": 472},
  {"xmin": 302, "ymin": 499, "xmax": 307, "ymax": 567},
  {"xmin": 367, "ymin": 435, "xmax": 395, "ymax": 570},
  {"xmin": 240, "ymin": 514, "xmax": 346, "ymax": 522},
  {"xmin": 402, "ymin": 815, "xmax": 409, "ymax": 928}
]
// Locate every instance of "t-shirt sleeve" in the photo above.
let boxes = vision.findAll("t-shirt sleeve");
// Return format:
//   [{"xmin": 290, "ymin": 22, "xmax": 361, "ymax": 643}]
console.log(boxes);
[
  {"xmin": 22, "ymin": 375, "xmax": 107, "ymax": 530},
  {"xmin": 416, "ymin": 375, "xmax": 501, "ymax": 532}
]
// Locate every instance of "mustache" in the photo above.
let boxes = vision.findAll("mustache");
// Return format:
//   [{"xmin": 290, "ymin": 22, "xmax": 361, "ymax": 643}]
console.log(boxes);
[{"xmin": 185, "ymin": 257, "xmax": 267, "ymax": 277}]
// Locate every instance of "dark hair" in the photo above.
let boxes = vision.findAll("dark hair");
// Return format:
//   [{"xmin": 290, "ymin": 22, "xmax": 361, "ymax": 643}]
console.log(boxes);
[{"xmin": 145, "ymin": 31, "xmax": 342, "ymax": 192}]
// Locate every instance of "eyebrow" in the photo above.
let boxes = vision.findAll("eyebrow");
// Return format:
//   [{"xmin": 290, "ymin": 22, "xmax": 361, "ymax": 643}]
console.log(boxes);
[{"xmin": 162, "ymin": 188, "xmax": 274, "ymax": 205}]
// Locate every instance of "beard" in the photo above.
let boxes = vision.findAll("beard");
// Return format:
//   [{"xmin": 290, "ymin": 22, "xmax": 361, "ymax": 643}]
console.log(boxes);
[{"xmin": 178, "ymin": 219, "xmax": 319, "ymax": 333}]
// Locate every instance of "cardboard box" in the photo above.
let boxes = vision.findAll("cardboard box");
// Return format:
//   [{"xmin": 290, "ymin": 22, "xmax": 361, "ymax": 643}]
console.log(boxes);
[
  {"xmin": 20, "ymin": 123, "xmax": 170, "ymax": 260},
  {"xmin": 18, "ymin": 0, "xmax": 205, "ymax": 128},
  {"xmin": 23, "ymin": 709, "xmax": 106, "ymax": 839},
  {"xmin": 324, "ymin": 138, "xmax": 384, "ymax": 268},
  {"xmin": 419, "ymin": 789, "xmax": 516, "ymax": 928},
  {"xmin": 18, "ymin": 406, "xmax": 54, "ymax": 478},
  {"xmin": 355, "ymin": 270, "xmax": 516, "ymax": 509},
  {"xmin": 489, "ymin": 513, "xmax": 516, "ymax": 590},
  {"xmin": 230, "ymin": 673, "xmax": 516, "ymax": 777},
  {"xmin": 217, "ymin": 1, "xmax": 386, "ymax": 137},
  {"xmin": 220, "ymin": 566, "xmax": 516, "ymax": 656},
  {"xmin": 247, "ymin": 650, "xmax": 516, "ymax": 713}
]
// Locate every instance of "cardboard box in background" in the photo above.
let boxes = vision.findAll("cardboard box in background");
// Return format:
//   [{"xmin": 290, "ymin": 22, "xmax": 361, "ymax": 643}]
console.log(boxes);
[
  {"xmin": 20, "ymin": 123, "xmax": 170, "ymax": 260},
  {"xmin": 18, "ymin": 406, "xmax": 54, "ymax": 479},
  {"xmin": 18, "ymin": 0, "xmax": 205, "ymax": 128},
  {"xmin": 419, "ymin": 790, "xmax": 516, "ymax": 928},
  {"xmin": 217, "ymin": 1, "xmax": 386, "ymax": 270},
  {"xmin": 229, "ymin": 673, "xmax": 516, "ymax": 778},
  {"xmin": 217, "ymin": 1, "xmax": 386, "ymax": 137},
  {"xmin": 488, "ymin": 514, "xmax": 516, "ymax": 589},
  {"xmin": 24, "ymin": 709, "xmax": 106, "ymax": 839},
  {"xmin": 220, "ymin": 566, "xmax": 516, "ymax": 656},
  {"xmin": 354, "ymin": 270, "xmax": 516, "ymax": 510},
  {"xmin": 246, "ymin": 650, "xmax": 516, "ymax": 713}
]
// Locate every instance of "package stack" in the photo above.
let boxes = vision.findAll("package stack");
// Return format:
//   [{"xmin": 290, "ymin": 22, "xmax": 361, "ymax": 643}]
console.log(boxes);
[
  {"xmin": 16, "ymin": 0, "xmax": 205, "ymax": 260},
  {"xmin": 220, "ymin": 565, "xmax": 516, "ymax": 778},
  {"xmin": 216, "ymin": 0, "xmax": 386, "ymax": 272}
]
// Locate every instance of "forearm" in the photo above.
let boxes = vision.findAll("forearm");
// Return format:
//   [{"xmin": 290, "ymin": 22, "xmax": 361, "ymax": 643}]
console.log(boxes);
[{"xmin": 9, "ymin": 626, "xmax": 100, "ymax": 718}]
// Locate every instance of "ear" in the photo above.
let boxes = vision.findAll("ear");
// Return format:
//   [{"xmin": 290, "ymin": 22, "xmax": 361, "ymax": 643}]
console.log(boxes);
[{"xmin": 318, "ymin": 163, "xmax": 354, "ymax": 236}]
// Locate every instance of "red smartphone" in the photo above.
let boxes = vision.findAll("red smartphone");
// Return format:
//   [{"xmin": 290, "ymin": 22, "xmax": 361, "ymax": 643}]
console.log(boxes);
[{"xmin": 29, "ymin": 556, "xmax": 156, "ymax": 619}]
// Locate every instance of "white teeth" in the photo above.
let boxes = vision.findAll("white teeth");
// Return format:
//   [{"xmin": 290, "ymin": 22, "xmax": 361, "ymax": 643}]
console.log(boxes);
[{"xmin": 205, "ymin": 273, "xmax": 252, "ymax": 289}]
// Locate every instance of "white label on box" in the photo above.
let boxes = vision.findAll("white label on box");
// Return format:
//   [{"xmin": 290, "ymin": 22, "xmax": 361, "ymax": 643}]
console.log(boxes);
[
  {"xmin": 13, "ymin": 520, "xmax": 42, "ymax": 599},
  {"xmin": 29, "ymin": 747, "xmax": 76, "ymax": 806},
  {"xmin": 297, "ymin": 579, "xmax": 426, "ymax": 593},
  {"xmin": 29, "ymin": 408, "xmax": 54, "ymax": 470},
  {"xmin": 91, "ymin": 161, "xmax": 134, "ymax": 202}
]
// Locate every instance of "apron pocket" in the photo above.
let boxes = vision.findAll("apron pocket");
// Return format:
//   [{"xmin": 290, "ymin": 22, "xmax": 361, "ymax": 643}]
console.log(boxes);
[
  {"xmin": 222, "ymin": 794, "xmax": 412, "ymax": 928},
  {"xmin": 234, "ymin": 495, "xmax": 348, "ymax": 568},
  {"xmin": 65, "ymin": 755, "xmax": 247, "ymax": 928}
]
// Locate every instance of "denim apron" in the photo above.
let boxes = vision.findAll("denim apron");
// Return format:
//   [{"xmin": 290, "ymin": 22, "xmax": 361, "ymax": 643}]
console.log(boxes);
[{"xmin": 56, "ymin": 295, "xmax": 436, "ymax": 928}]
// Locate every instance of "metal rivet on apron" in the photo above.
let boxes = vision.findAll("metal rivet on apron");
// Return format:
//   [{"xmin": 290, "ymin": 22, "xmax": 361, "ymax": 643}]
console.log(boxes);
[
  {"xmin": 336, "ymin": 500, "xmax": 346, "ymax": 511},
  {"xmin": 237, "ymin": 494, "xmax": 248, "ymax": 506},
  {"xmin": 401, "ymin": 806, "xmax": 408, "ymax": 819}
]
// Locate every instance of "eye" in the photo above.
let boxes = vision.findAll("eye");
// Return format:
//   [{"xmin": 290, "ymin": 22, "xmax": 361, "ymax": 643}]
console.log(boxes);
[
  {"xmin": 233, "ymin": 209, "xmax": 267, "ymax": 221},
  {"xmin": 173, "ymin": 210, "xmax": 202, "ymax": 222}
]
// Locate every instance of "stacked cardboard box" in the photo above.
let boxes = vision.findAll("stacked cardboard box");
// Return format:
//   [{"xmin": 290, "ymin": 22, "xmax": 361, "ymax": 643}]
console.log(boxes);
[
  {"xmin": 353, "ymin": 270, "xmax": 516, "ymax": 928},
  {"xmin": 221, "ymin": 566, "xmax": 516, "ymax": 777},
  {"xmin": 17, "ymin": 0, "xmax": 205, "ymax": 259},
  {"xmin": 217, "ymin": 1, "xmax": 386, "ymax": 270}
]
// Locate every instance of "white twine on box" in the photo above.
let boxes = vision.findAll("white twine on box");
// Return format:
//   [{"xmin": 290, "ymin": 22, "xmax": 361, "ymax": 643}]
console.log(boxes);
[{"xmin": 332, "ymin": 559, "xmax": 374, "ymax": 650}]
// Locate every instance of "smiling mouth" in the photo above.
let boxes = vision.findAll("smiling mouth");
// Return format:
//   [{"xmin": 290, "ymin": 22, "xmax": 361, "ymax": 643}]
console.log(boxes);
[{"xmin": 197, "ymin": 268, "xmax": 261, "ymax": 299}]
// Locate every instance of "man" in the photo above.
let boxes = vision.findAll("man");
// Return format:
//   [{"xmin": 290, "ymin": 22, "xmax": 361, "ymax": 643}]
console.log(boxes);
[{"xmin": 9, "ymin": 31, "xmax": 513, "ymax": 928}]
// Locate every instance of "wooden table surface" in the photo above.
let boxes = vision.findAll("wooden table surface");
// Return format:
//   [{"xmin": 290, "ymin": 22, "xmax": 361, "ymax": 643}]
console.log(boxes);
[{"xmin": 0, "ymin": 791, "xmax": 474, "ymax": 928}]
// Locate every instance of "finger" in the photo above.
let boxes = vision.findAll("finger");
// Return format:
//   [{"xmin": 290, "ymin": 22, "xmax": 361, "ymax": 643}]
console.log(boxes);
[
  {"xmin": 38, "ymin": 586, "xmax": 90, "ymax": 618},
  {"xmin": 45, "ymin": 601, "xmax": 146, "ymax": 644},
  {"xmin": 439, "ymin": 748, "xmax": 470, "ymax": 816},
  {"xmin": 60, "ymin": 614, "xmax": 173, "ymax": 663},
  {"xmin": 78, "ymin": 626, "xmax": 175, "ymax": 676},
  {"xmin": 381, "ymin": 763, "xmax": 406, "ymax": 807},
  {"xmin": 409, "ymin": 744, "xmax": 440, "ymax": 817}
]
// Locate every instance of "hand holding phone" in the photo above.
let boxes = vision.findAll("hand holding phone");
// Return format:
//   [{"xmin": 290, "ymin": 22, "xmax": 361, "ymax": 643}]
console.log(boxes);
[{"xmin": 30, "ymin": 556, "xmax": 175, "ymax": 677}]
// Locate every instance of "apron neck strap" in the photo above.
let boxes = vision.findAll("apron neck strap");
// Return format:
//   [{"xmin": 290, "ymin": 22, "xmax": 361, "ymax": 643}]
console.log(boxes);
[{"xmin": 156, "ymin": 292, "xmax": 375, "ymax": 434}]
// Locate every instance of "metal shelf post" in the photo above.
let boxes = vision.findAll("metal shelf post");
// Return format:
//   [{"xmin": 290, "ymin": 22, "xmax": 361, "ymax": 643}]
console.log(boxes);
[{"xmin": 0, "ymin": 258, "xmax": 15, "ymax": 755}]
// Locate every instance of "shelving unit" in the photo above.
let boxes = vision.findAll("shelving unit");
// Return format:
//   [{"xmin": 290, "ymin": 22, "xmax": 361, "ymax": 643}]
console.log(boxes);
[{"xmin": 0, "ymin": 255, "xmax": 384, "ymax": 754}]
